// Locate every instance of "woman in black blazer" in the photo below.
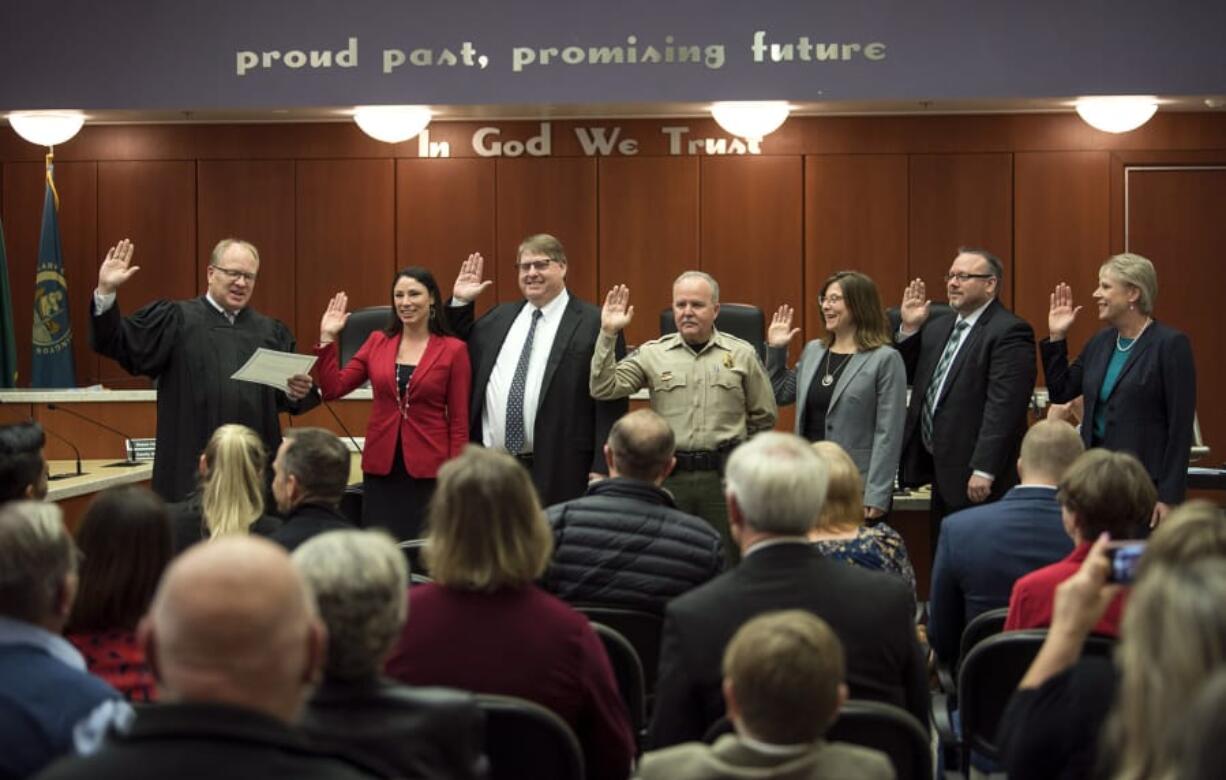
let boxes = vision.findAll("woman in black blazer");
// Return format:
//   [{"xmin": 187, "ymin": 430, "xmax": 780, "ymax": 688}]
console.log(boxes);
[{"xmin": 1043, "ymin": 252, "xmax": 1196, "ymax": 527}]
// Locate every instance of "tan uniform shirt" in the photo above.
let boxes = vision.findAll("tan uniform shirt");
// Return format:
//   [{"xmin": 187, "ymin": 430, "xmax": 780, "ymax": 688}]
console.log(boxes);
[{"xmin": 591, "ymin": 329, "xmax": 777, "ymax": 451}]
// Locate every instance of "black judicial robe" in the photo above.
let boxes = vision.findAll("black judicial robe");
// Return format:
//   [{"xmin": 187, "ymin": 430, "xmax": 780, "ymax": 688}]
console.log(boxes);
[{"xmin": 91, "ymin": 296, "xmax": 319, "ymax": 501}]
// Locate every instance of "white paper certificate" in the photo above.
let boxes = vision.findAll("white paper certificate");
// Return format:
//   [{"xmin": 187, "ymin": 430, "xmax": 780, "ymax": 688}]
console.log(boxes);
[{"xmin": 230, "ymin": 348, "xmax": 317, "ymax": 390}]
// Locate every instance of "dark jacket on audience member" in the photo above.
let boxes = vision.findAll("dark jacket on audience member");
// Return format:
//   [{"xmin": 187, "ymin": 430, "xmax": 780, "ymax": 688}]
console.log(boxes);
[
  {"xmin": 648, "ymin": 541, "xmax": 927, "ymax": 748},
  {"xmin": 34, "ymin": 701, "xmax": 378, "ymax": 780},
  {"xmin": 269, "ymin": 502, "xmax": 352, "ymax": 552},
  {"xmin": 301, "ymin": 675, "xmax": 488, "ymax": 780},
  {"xmin": 927, "ymin": 485, "xmax": 1073, "ymax": 664},
  {"xmin": 166, "ymin": 493, "xmax": 282, "ymax": 555},
  {"xmin": 543, "ymin": 477, "xmax": 724, "ymax": 612},
  {"xmin": 0, "ymin": 625, "xmax": 120, "ymax": 780}
]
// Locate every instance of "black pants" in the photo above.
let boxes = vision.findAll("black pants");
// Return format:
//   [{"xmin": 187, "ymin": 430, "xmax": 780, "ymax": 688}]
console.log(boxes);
[{"xmin": 362, "ymin": 439, "xmax": 436, "ymax": 541}]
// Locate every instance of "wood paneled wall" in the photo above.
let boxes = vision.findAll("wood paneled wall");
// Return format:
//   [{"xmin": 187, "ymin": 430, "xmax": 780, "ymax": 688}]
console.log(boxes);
[{"xmin": 2, "ymin": 113, "xmax": 1226, "ymax": 452}]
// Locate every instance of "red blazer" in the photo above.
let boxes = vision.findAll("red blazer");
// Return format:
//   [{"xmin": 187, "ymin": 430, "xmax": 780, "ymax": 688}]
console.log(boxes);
[{"xmin": 314, "ymin": 332, "xmax": 470, "ymax": 478}]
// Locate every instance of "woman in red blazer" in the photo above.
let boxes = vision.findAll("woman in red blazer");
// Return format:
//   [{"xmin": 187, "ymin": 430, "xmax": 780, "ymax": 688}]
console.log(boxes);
[{"xmin": 315, "ymin": 267, "xmax": 471, "ymax": 539}]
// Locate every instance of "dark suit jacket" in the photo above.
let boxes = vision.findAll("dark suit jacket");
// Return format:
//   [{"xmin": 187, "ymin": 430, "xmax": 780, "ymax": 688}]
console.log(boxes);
[
  {"xmin": 36, "ymin": 701, "xmax": 378, "ymax": 780},
  {"xmin": 927, "ymin": 485, "xmax": 1073, "ymax": 664},
  {"xmin": 448, "ymin": 295, "xmax": 627, "ymax": 506},
  {"xmin": 302, "ymin": 675, "xmax": 488, "ymax": 780},
  {"xmin": 1041, "ymin": 321, "xmax": 1195, "ymax": 504},
  {"xmin": 315, "ymin": 332, "xmax": 471, "ymax": 478},
  {"xmin": 269, "ymin": 502, "xmax": 353, "ymax": 551},
  {"xmin": 897, "ymin": 299, "xmax": 1036, "ymax": 508},
  {"xmin": 647, "ymin": 541, "xmax": 927, "ymax": 748}
]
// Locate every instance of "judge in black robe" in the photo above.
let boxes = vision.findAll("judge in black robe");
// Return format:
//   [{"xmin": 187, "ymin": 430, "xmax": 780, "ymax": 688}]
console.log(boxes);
[{"xmin": 90, "ymin": 238, "xmax": 319, "ymax": 501}]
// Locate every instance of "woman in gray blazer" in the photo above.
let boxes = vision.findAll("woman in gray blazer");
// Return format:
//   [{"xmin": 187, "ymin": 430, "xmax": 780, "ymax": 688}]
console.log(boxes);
[{"xmin": 767, "ymin": 271, "xmax": 907, "ymax": 517}]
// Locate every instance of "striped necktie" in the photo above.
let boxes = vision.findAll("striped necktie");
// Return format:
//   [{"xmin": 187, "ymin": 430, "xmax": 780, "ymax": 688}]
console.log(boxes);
[{"xmin": 921, "ymin": 319, "xmax": 969, "ymax": 451}]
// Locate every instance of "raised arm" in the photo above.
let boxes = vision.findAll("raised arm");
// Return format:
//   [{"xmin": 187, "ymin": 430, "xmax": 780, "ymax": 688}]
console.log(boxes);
[
  {"xmin": 766, "ymin": 304, "xmax": 800, "ymax": 405},
  {"xmin": 590, "ymin": 285, "xmax": 648, "ymax": 399}
]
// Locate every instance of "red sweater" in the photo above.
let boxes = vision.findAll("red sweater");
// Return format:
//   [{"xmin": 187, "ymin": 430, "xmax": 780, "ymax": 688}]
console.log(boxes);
[
  {"xmin": 1004, "ymin": 542, "xmax": 1128, "ymax": 636},
  {"xmin": 385, "ymin": 583, "xmax": 634, "ymax": 780}
]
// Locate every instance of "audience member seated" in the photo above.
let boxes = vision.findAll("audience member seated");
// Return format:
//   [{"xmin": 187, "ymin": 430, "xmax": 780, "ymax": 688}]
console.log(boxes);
[
  {"xmin": 0, "ymin": 502, "xmax": 120, "ymax": 779},
  {"xmin": 268, "ymin": 428, "xmax": 355, "ymax": 551},
  {"xmin": 1003, "ymin": 448, "xmax": 1154, "ymax": 636},
  {"xmin": 928, "ymin": 419, "xmax": 1083, "ymax": 665},
  {"xmin": 37, "ymin": 536, "xmax": 377, "ymax": 780},
  {"xmin": 638, "ymin": 610, "xmax": 893, "ymax": 780},
  {"xmin": 543, "ymin": 409, "xmax": 724, "ymax": 612},
  {"xmin": 999, "ymin": 500, "xmax": 1226, "ymax": 780},
  {"xmin": 166, "ymin": 424, "xmax": 281, "ymax": 555},
  {"xmin": 384, "ymin": 446, "xmax": 635, "ymax": 780},
  {"xmin": 808, "ymin": 441, "xmax": 915, "ymax": 595},
  {"xmin": 0, "ymin": 420, "xmax": 49, "ymax": 501},
  {"xmin": 294, "ymin": 528, "xmax": 488, "ymax": 779},
  {"xmin": 65, "ymin": 487, "xmax": 172, "ymax": 702},
  {"xmin": 648, "ymin": 433, "xmax": 926, "ymax": 748}
]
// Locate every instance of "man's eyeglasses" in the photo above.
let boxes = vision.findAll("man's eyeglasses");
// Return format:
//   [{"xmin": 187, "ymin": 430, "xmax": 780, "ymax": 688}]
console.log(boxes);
[
  {"xmin": 211, "ymin": 265, "xmax": 257, "ymax": 283},
  {"xmin": 819, "ymin": 294, "xmax": 845, "ymax": 305},
  {"xmin": 944, "ymin": 272, "xmax": 994, "ymax": 283},
  {"xmin": 516, "ymin": 259, "xmax": 554, "ymax": 274}
]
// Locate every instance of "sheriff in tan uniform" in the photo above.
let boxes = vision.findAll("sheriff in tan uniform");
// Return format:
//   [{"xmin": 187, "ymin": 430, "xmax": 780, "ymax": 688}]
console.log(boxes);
[{"xmin": 591, "ymin": 272, "xmax": 776, "ymax": 561}]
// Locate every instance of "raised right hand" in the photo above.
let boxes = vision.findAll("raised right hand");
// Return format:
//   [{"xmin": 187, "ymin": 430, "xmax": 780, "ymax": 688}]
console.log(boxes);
[
  {"xmin": 601, "ymin": 284, "xmax": 634, "ymax": 334},
  {"xmin": 97, "ymin": 239, "xmax": 139, "ymax": 295},
  {"xmin": 319, "ymin": 292, "xmax": 350, "ymax": 342},
  {"xmin": 899, "ymin": 278, "xmax": 930, "ymax": 333},
  {"xmin": 767, "ymin": 304, "xmax": 800, "ymax": 347},
  {"xmin": 452, "ymin": 252, "xmax": 494, "ymax": 303},
  {"xmin": 1048, "ymin": 282, "xmax": 1082, "ymax": 341}
]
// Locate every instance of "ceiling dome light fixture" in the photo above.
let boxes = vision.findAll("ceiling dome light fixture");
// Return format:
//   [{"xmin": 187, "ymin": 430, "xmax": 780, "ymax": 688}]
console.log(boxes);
[
  {"xmin": 1074, "ymin": 96, "xmax": 1158, "ymax": 134},
  {"xmin": 710, "ymin": 101, "xmax": 790, "ymax": 141},
  {"xmin": 7, "ymin": 111, "xmax": 86, "ymax": 147},
  {"xmin": 353, "ymin": 105, "xmax": 432, "ymax": 144}
]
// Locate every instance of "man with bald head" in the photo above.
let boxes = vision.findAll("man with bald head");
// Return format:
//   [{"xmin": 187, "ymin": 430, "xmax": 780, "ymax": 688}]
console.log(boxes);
[
  {"xmin": 543, "ymin": 409, "xmax": 724, "ymax": 613},
  {"xmin": 38, "ymin": 537, "xmax": 378, "ymax": 779}
]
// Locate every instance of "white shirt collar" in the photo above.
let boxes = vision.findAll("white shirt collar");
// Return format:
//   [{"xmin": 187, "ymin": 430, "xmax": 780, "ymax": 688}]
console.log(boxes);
[
  {"xmin": 737, "ymin": 731, "xmax": 816, "ymax": 755},
  {"xmin": 957, "ymin": 298, "xmax": 993, "ymax": 328},
  {"xmin": 204, "ymin": 291, "xmax": 240, "ymax": 321},
  {"xmin": 531, "ymin": 288, "xmax": 570, "ymax": 320}
]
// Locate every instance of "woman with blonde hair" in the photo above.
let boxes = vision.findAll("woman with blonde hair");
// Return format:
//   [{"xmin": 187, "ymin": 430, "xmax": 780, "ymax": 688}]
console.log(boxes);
[
  {"xmin": 808, "ymin": 440, "xmax": 915, "ymax": 594},
  {"xmin": 384, "ymin": 445, "xmax": 634, "ymax": 780},
  {"xmin": 167, "ymin": 423, "xmax": 281, "ymax": 554}
]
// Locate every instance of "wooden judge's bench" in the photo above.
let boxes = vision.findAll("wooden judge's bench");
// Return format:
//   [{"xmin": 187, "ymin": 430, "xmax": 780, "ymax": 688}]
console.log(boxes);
[{"xmin": 0, "ymin": 388, "xmax": 369, "ymax": 532}]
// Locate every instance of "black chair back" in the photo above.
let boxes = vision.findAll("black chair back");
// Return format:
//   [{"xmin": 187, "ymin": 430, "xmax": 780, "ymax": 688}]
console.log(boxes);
[
  {"xmin": 703, "ymin": 700, "xmax": 930, "ymax": 780},
  {"xmin": 956, "ymin": 607, "xmax": 1010, "ymax": 674},
  {"xmin": 827, "ymin": 700, "xmax": 931, "ymax": 780},
  {"xmin": 590, "ymin": 622, "xmax": 646, "ymax": 747},
  {"xmin": 340, "ymin": 305, "xmax": 391, "ymax": 367},
  {"xmin": 475, "ymin": 693, "xmax": 584, "ymax": 780},
  {"xmin": 339, "ymin": 485, "xmax": 364, "ymax": 528},
  {"xmin": 659, "ymin": 303, "xmax": 766, "ymax": 362},
  {"xmin": 573, "ymin": 605, "xmax": 663, "ymax": 701},
  {"xmin": 959, "ymin": 630, "xmax": 1116, "ymax": 765}
]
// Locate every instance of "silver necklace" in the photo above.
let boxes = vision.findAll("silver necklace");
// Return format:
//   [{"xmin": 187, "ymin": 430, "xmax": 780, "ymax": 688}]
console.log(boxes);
[
  {"xmin": 820, "ymin": 350, "xmax": 853, "ymax": 387},
  {"xmin": 1116, "ymin": 318, "xmax": 1152, "ymax": 353}
]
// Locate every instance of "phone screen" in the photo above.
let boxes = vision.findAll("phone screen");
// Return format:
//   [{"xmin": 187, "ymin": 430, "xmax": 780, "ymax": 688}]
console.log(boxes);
[{"xmin": 1107, "ymin": 541, "xmax": 1146, "ymax": 584}]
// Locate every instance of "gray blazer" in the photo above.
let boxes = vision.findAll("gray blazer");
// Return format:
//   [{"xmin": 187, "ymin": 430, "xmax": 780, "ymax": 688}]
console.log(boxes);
[{"xmin": 767, "ymin": 341, "xmax": 907, "ymax": 511}]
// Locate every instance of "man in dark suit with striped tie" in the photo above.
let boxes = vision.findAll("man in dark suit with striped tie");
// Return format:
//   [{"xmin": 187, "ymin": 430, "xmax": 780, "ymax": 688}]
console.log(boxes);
[{"xmin": 895, "ymin": 248, "xmax": 1036, "ymax": 556}]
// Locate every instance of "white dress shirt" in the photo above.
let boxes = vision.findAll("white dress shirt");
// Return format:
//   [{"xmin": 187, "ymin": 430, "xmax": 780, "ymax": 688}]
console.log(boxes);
[{"xmin": 482, "ymin": 289, "xmax": 570, "ymax": 453}]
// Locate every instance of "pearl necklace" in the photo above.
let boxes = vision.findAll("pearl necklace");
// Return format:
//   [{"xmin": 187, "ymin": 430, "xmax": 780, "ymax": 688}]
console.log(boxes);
[{"xmin": 1116, "ymin": 318, "xmax": 1152, "ymax": 353}]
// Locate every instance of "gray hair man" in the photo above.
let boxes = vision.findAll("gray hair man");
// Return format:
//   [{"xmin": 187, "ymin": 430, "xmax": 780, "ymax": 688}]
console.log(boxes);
[
  {"xmin": 0, "ymin": 502, "xmax": 119, "ymax": 778},
  {"xmin": 648, "ymin": 432, "xmax": 927, "ymax": 746},
  {"xmin": 293, "ymin": 529, "xmax": 487, "ymax": 780}
]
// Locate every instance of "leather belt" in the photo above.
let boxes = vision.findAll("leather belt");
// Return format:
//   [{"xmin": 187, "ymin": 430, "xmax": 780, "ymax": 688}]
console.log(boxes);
[{"xmin": 673, "ymin": 450, "xmax": 722, "ymax": 472}]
